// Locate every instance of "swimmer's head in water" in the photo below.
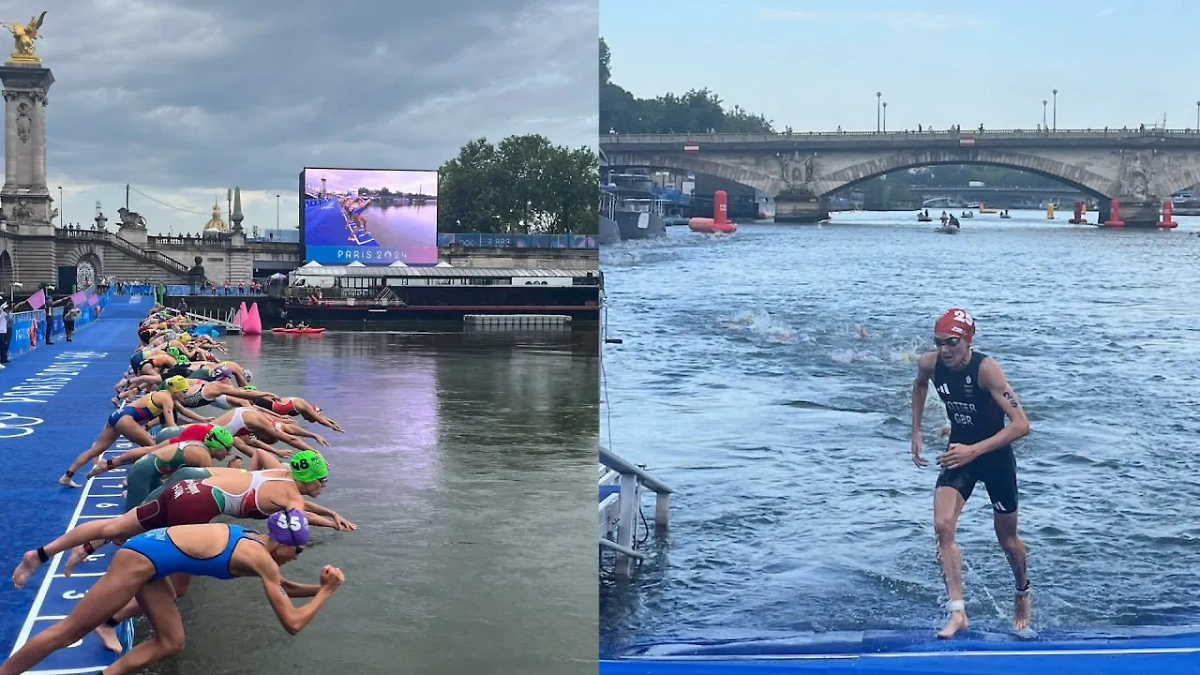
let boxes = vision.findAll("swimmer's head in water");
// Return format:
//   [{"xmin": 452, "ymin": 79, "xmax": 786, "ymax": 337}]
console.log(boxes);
[
  {"xmin": 203, "ymin": 426, "xmax": 234, "ymax": 453},
  {"xmin": 934, "ymin": 308, "xmax": 976, "ymax": 344},
  {"xmin": 165, "ymin": 375, "xmax": 190, "ymax": 393},
  {"xmin": 242, "ymin": 368, "xmax": 253, "ymax": 382},
  {"xmin": 289, "ymin": 450, "xmax": 328, "ymax": 484},
  {"xmin": 210, "ymin": 366, "xmax": 232, "ymax": 380},
  {"xmin": 266, "ymin": 508, "xmax": 310, "ymax": 553}
]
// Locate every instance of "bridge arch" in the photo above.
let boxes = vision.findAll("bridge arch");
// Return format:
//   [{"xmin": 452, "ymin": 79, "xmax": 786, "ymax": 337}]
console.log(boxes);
[
  {"xmin": 811, "ymin": 149, "xmax": 1114, "ymax": 199},
  {"xmin": 64, "ymin": 245, "xmax": 103, "ymax": 288},
  {"xmin": 75, "ymin": 252, "xmax": 101, "ymax": 288},
  {"xmin": 604, "ymin": 152, "xmax": 781, "ymax": 194}
]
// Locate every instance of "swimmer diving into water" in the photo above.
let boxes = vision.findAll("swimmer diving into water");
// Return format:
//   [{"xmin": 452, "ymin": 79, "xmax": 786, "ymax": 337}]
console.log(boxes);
[{"xmin": 0, "ymin": 511, "xmax": 344, "ymax": 675}]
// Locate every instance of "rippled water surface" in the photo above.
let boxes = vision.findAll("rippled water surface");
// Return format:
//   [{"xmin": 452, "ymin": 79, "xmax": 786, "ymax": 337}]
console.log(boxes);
[{"xmin": 598, "ymin": 210, "xmax": 1200, "ymax": 656}]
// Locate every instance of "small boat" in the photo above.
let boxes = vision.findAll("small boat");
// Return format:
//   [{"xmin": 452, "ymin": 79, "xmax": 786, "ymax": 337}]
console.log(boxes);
[
  {"xmin": 936, "ymin": 225, "xmax": 960, "ymax": 234},
  {"xmin": 999, "ymin": 212, "xmax": 1012, "ymax": 219},
  {"xmin": 271, "ymin": 326, "xmax": 327, "ymax": 334},
  {"xmin": 917, "ymin": 214, "xmax": 932, "ymax": 222},
  {"xmin": 960, "ymin": 211, "xmax": 974, "ymax": 218}
]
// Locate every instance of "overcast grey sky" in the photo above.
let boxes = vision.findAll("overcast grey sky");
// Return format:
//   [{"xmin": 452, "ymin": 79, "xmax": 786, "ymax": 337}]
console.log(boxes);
[{"xmin": 8, "ymin": 0, "xmax": 597, "ymax": 234}]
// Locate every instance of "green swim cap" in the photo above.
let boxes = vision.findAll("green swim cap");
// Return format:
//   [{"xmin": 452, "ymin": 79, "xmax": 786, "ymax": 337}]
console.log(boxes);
[
  {"xmin": 243, "ymin": 385, "xmax": 258, "ymax": 391},
  {"xmin": 165, "ymin": 346, "xmax": 183, "ymax": 358},
  {"xmin": 175, "ymin": 355, "xmax": 191, "ymax": 365},
  {"xmin": 203, "ymin": 426, "xmax": 234, "ymax": 453},
  {"xmin": 289, "ymin": 450, "xmax": 328, "ymax": 483}
]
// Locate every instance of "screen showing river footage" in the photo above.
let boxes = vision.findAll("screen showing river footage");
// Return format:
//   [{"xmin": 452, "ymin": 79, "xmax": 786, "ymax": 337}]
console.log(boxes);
[{"xmin": 301, "ymin": 167, "xmax": 438, "ymax": 265}]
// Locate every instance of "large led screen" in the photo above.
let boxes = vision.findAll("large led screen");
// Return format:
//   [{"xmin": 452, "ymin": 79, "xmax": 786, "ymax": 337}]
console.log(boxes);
[{"xmin": 300, "ymin": 168, "xmax": 438, "ymax": 265}]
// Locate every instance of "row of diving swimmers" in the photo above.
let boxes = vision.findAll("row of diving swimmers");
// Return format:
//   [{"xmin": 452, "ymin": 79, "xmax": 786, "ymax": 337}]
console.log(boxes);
[
  {"xmin": 60, "ymin": 307, "xmax": 344, "ymax": 489},
  {"xmin": 4, "ymin": 305, "xmax": 356, "ymax": 675}
]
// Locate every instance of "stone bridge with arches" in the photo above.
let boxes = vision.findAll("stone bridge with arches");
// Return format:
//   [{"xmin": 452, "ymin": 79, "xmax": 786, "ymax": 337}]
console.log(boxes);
[{"xmin": 600, "ymin": 128, "xmax": 1200, "ymax": 226}]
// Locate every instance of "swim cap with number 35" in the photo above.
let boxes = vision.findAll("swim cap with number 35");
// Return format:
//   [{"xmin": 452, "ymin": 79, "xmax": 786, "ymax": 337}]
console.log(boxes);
[
  {"xmin": 289, "ymin": 450, "xmax": 328, "ymax": 483},
  {"xmin": 267, "ymin": 508, "xmax": 310, "ymax": 547}
]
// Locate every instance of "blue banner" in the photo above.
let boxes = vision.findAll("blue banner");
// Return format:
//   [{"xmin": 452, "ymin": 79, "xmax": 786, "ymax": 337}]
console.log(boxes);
[{"xmin": 6, "ymin": 285, "xmax": 113, "ymax": 361}]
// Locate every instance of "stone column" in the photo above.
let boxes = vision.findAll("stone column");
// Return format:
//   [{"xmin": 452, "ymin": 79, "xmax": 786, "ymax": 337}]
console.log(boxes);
[
  {"xmin": 0, "ymin": 64, "xmax": 54, "ymax": 233},
  {"xmin": 774, "ymin": 189, "xmax": 831, "ymax": 224}
]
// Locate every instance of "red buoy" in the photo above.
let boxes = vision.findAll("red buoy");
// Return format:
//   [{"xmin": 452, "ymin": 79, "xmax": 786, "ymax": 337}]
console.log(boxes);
[
  {"xmin": 1103, "ymin": 199, "xmax": 1125, "ymax": 228},
  {"xmin": 688, "ymin": 190, "xmax": 738, "ymax": 234},
  {"xmin": 1160, "ymin": 198, "xmax": 1178, "ymax": 229}
]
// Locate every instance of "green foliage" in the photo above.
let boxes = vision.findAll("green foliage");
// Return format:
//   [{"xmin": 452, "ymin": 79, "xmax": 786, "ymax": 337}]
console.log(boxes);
[
  {"xmin": 438, "ymin": 134, "xmax": 598, "ymax": 235},
  {"xmin": 600, "ymin": 37, "xmax": 774, "ymax": 134}
]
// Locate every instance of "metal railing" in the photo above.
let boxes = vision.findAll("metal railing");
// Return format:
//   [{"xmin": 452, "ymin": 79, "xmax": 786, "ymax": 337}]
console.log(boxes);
[
  {"xmin": 599, "ymin": 446, "xmax": 674, "ymax": 578},
  {"xmin": 601, "ymin": 127, "xmax": 1200, "ymax": 144},
  {"xmin": 438, "ymin": 233, "xmax": 599, "ymax": 249}
]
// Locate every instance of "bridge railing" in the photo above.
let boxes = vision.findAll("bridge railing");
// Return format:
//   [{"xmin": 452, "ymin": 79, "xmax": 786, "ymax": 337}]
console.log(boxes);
[
  {"xmin": 602, "ymin": 127, "xmax": 1200, "ymax": 143},
  {"xmin": 53, "ymin": 227, "xmax": 192, "ymax": 275}
]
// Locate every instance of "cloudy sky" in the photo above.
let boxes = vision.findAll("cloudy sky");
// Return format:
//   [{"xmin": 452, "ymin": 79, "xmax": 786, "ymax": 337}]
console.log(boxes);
[
  {"xmin": 602, "ymin": 0, "xmax": 1199, "ymax": 133},
  {"xmin": 12, "ymin": 0, "xmax": 596, "ymax": 235}
]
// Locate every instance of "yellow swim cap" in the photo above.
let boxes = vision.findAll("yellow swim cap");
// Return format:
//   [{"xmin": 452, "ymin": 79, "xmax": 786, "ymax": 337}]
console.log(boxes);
[
  {"xmin": 180, "ymin": 333, "xmax": 191, "ymax": 342},
  {"xmin": 165, "ymin": 375, "xmax": 189, "ymax": 393}
]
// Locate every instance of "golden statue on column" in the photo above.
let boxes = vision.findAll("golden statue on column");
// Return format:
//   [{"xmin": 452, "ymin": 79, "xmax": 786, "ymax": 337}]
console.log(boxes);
[{"xmin": 2, "ymin": 11, "xmax": 46, "ymax": 64}]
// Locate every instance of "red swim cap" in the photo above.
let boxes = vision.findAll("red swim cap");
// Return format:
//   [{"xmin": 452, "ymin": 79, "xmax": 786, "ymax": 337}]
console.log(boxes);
[{"xmin": 934, "ymin": 308, "xmax": 976, "ymax": 342}]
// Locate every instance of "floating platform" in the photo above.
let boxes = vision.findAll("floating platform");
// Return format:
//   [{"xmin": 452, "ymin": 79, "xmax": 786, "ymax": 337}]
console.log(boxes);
[{"xmin": 600, "ymin": 627, "xmax": 1200, "ymax": 674}]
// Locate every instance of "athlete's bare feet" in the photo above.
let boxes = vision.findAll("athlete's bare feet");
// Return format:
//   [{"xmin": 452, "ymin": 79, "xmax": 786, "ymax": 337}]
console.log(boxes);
[
  {"xmin": 936, "ymin": 602, "xmax": 969, "ymax": 639},
  {"xmin": 62, "ymin": 545, "xmax": 90, "ymax": 576},
  {"xmin": 94, "ymin": 624, "xmax": 123, "ymax": 654},
  {"xmin": 12, "ymin": 550, "xmax": 42, "ymax": 589},
  {"xmin": 1013, "ymin": 585, "xmax": 1033, "ymax": 633},
  {"xmin": 58, "ymin": 474, "xmax": 81, "ymax": 488}
]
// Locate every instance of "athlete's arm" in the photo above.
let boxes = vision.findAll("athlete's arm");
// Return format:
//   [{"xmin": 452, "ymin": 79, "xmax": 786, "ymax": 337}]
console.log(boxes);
[
  {"xmin": 175, "ymin": 405, "xmax": 211, "ymax": 424},
  {"xmin": 283, "ymin": 424, "xmax": 327, "ymax": 447},
  {"xmin": 972, "ymin": 358, "xmax": 1031, "ymax": 456},
  {"xmin": 263, "ymin": 424, "xmax": 316, "ymax": 453},
  {"xmin": 279, "ymin": 576, "xmax": 321, "ymax": 598},
  {"xmin": 158, "ymin": 394, "xmax": 178, "ymax": 428},
  {"xmin": 220, "ymin": 386, "xmax": 274, "ymax": 401},
  {"xmin": 244, "ymin": 548, "xmax": 339, "ymax": 635},
  {"xmin": 911, "ymin": 353, "xmax": 937, "ymax": 436}
]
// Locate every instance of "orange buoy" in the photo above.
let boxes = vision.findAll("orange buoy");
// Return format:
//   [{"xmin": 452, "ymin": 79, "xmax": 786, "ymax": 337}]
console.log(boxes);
[{"xmin": 688, "ymin": 190, "xmax": 738, "ymax": 234}]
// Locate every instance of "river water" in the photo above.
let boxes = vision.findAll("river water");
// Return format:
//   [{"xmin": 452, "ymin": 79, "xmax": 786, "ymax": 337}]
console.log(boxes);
[
  {"xmin": 598, "ymin": 209, "xmax": 1200, "ymax": 656},
  {"xmin": 146, "ymin": 327, "xmax": 600, "ymax": 674}
]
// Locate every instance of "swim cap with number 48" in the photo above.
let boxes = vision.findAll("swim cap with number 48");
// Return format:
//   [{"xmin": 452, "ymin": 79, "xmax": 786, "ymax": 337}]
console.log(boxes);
[{"xmin": 289, "ymin": 450, "xmax": 328, "ymax": 483}]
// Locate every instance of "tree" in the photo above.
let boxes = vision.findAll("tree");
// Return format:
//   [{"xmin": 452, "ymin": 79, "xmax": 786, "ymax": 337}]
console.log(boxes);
[
  {"xmin": 600, "ymin": 37, "xmax": 774, "ymax": 134},
  {"xmin": 438, "ymin": 134, "xmax": 598, "ymax": 235}
]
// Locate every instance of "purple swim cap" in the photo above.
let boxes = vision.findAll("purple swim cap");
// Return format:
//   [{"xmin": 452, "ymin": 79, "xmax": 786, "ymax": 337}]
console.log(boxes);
[
  {"xmin": 266, "ymin": 508, "xmax": 310, "ymax": 548},
  {"xmin": 210, "ymin": 366, "xmax": 232, "ymax": 380}
]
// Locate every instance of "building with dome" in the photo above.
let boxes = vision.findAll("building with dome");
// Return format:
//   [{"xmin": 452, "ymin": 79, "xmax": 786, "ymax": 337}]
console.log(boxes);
[{"xmin": 202, "ymin": 202, "xmax": 229, "ymax": 237}]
